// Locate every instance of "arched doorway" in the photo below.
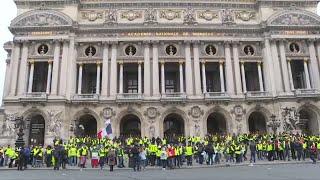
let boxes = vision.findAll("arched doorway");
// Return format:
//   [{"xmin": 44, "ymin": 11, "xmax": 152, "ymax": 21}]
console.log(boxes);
[
  {"xmin": 248, "ymin": 111, "xmax": 267, "ymax": 133},
  {"xmin": 120, "ymin": 114, "xmax": 141, "ymax": 137},
  {"xmin": 28, "ymin": 114, "xmax": 45, "ymax": 146},
  {"xmin": 77, "ymin": 114, "xmax": 97, "ymax": 137},
  {"xmin": 163, "ymin": 113, "xmax": 185, "ymax": 138},
  {"xmin": 299, "ymin": 109, "xmax": 319, "ymax": 135},
  {"xmin": 207, "ymin": 112, "xmax": 227, "ymax": 135}
]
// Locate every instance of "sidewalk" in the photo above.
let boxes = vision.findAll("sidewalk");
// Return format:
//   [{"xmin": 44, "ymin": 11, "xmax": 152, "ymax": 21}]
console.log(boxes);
[{"xmin": 0, "ymin": 160, "xmax": 314, "ymax": 171}]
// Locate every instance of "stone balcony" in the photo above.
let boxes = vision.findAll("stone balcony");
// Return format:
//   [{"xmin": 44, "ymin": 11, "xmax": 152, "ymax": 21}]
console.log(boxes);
[
  {"xmin": 245, "ymin": 91, "xmax": 272, "ymax": 100},
  {"xmin": 204, "ymin": 92, "xmax": 230, "ymax": 100},
  {"xmin": 294, "ymin": 89, "xmax": 320, "ymax": 98},
  {"xmin": 19, "ymin": 92, "xmax": 48, "ymax": 102},
  {"xmin": 72, "ymin": 94, "xmax": 99, "ymax": 102},
  {"xmin": 161, "ymin": 92, "xmax": 187, "ymax": 101},
  {"xmin": 116, "ymin": 93, "xmax": 143, "ymax": 102}
]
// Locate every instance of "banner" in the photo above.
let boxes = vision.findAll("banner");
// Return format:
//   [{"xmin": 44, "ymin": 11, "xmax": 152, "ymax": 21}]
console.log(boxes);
[{"xmin": 97, "ymin": 118, "xmax": 113, "ymax": 139}]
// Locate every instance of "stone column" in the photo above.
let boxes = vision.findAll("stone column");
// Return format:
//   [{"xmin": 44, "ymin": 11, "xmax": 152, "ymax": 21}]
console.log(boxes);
[
  {"xmin": 96, "ymin": 62, "xmax": 101, "ymax": 94},
  {"xmin": 303, "ymin": 58, "xmax": 311, "ymax": 89},
  {"xmin": 192, "ymin": 42, "xmax": 202, "ymax": 95},
  {"xmin": 308, "ymin": 40, "xmax": 320, "ymax": 89},
  {"xmin": 17, "ymin": 41, "xmax": 29, "ymax": 95},
  {"xmin": 224, "ymin": 42, "xmax": 235, "ymax": 94},
  {"xmin": 51, "ymin": 41, "xmax": 61, "ymax": 95},
  {"xmin": 160, "ymin": 61, "xmax": 165, "ymax": 94},
  {"xmin": 185, "ymin": 42, "xmax": 194, "ymax": 96},
  {"xmin": 119, "ymin": 62, "xmax": 124, "ymax": 94},
  {"xmin": 279, "ymin": 40, "xmax": 291, "ymax": 92},
  {"xmin": 232, "ymin": 42, "xmax": 242, "ymax": 94},
  {"xmin": 27, "ymin": 60, "xmax": 35, "ymax": 93},
  {"xmin": 110, "ymin": 42, "xmax": 118, "ymax": 97},
  {"xmin": 138, "ymin": 61, "xmax": 142, "ymax": 94},
  {"xmin": 219, "ymin": 61, "xmax": 225, "ymax": 93},
  {"xmin": 257, "ymin": 62, "xmax": 264, "ymax": 92},
  {"xmin": 9, "ymin": 42, "xmax": 21, "ymax": 96},
  {"xmin": 201, "ymin": 61, "xmax": 207, "ymax": 93},
  {"xmin": 287, "ymin": 59, "xmax": 294, "ymax": 91},
  {"xmin": 263, "ymin": 38, "xmax": 276, "ymax": 96},
  {"xmin": 179, "ymin": 61, "xmax": 184, "ymax": 93},
  {"xmin": 77, "ymin": 63, "xmax": 83, "ymax": 94},
  {"xmin": 59, "ymin": 41, "xmax": 69, "ymax": 96},
  {"xmin": 46, "ymin": 60, "xmax": 53, "ymax": 94},
  {"xmin": 66, "ymin": 38, "xmax": 77, "ymax": 99},
  {"xmin": 270, "ymin": 40, "xmax": 283, "ymax": 93},
  {"xmin": 101, "ymin": 43, "xmax": 109, "ymax": 96},
  {"xmin": 240, "ymin": 61, "xmax": 247, "ymax": 93},
  {"xmin": 152, "ymin": 42, "xmax": 160, "ymax": 97},
  {"xmin": 143, "ymin": 42, "xmax": 151, "ymax": 96},
  {"xmin": 3, "ymin": 59, "xmax": 11, "ymax": 97}
]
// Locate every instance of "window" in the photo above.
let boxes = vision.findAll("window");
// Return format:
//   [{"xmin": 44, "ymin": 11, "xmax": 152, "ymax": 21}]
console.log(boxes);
[
  {"xmin": 125, "ymin": 45, "xmax": 137, "ymax": 56},
  {"xmin": 205, "ymin": 45, "xmax": 217, "ymax": 56},
  {"xmin": 289, "ymin": 43, "xmax": 300, "ymax": 53},
  {"xmin": 244, "ymin": 45, "xmax": 254, "ymax": 56},
  {"xmin": 165, "ymin": 45, "xmax": 177, "ymax": 56},
  {"xmin": 85, "ymin": 45, "xmax": 96, "ymax": 57},
  {"xmin": 37, "ymin": 44, "xmax": 49, "ymax": 55}
]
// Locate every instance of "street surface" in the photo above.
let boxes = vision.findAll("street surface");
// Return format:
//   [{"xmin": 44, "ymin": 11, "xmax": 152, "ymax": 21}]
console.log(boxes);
[{"xmin": 0, "ymin": 163, "xmax": 319, "ymax": 180}]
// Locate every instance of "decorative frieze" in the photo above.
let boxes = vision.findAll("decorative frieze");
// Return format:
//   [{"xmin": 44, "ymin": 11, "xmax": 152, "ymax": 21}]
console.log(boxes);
[
  {"xmin": 144, "ymin": 7, "xmax": 157, "ymax": 24},
  {"xmin": 160, "ymin": 10, "xmax": 181, "ymax": 20},
  {"xmin": 221, "ymin": 9, "xmax": 235, "ymax": 24},
  {"xmin": 105, "ymin": 9, "xmax": 118, "ymax": 24},
  {"xmin": 198, "ymin": 10, "xmax": 219, "ymax": 21},
  {"xmin": 81, "ymin": 11, "xmax": 104, "ymax": 22},
  {"xmin": 235, "ymin": 11, "xmax": 255, "ymax": 21},
  {"xmin": 121, "ymin": 10, "xmax": 142, "ymax": 21}
]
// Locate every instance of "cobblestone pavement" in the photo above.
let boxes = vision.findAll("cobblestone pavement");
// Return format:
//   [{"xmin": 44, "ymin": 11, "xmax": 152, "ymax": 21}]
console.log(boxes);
[{"xmin": 0, "ymin": 163, "xmax": 320, "ymax": 180}]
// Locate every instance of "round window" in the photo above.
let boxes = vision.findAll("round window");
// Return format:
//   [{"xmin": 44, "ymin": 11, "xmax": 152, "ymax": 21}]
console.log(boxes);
[
  {"xmin": 244, "ymin": 45, "xmax": 254, "ymax": 56},
  {"xmin": 205, "ymin": 45, "xmax": 217, "ymax": 56},
  {"xmin": 38, "ymin": 44, "xmax": 49, "ymax": 55},
  {"xmin": 125, "ymin": 45, "xmax": 137, "ymax": 56},
  {"xmin": 166, "ymin": 45, "xmax": 177, "ymax": 56},
  {"xmin": 85, "ymin": 45, "xmax": 96, "ymax": 57},
  {"xmin": 289, "ymin": 43, "xmax": 300, "ymax": 53}
]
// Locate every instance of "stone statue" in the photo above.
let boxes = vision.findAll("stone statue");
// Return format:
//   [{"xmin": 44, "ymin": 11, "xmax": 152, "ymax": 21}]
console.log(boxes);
[
  {"xmin": 105, "ymin": 9, "xmax": 117, "ymax": 24},
  {"xmin": 47, "ymin": 110, "xmax": 62, "ymax": 137},
  {"xmin": 144, "ymin": 7, "xmax": 157, "ymax": 24},
  {"xmin": 194, "ymin": 124, "xmax": 201, "ymax": 136},
  {"xmin": 282, "ymin": 108, "xmax": 300, "ymax": 132},
  {"xmin": 149, "ymin": 125, "xmax": 155, "ymax": 137},
  {"xmin": 183, "ymin": 8, "xmax": 197, "ymax": 25},
  {"xmin": 221, "ymin": 9, "xmax": 234, "ymax": 24},
  {"xmin": 2, "ymin": 113, "xmax": 17, "ymax": 136}
]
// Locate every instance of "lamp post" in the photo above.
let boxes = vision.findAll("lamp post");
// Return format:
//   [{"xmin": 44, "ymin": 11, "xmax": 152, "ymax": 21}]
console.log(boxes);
[
  {"xmin": 267, "ymin": 114, "xmax": 281, "ymax": 135},
  {"xmin": 14, "ymin": 116, "xmax": 29, "ymax": 148}
]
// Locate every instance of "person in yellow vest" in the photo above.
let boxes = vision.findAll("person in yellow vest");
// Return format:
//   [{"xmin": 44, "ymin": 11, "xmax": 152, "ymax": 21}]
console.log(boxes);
[
  {"xmin": 117, "ymin": 146, "xmax": 125, "ymax": 168},
  {"xmin": 156, "ymin": 146, "xmax": 162, "ymax": 166},
  {"xmin": 234, "ymin": 144, "xmax": 242, "ymax": 163},
  {"xmin": 175, "ymin": 144, "xmax": 183, "ymax": 168},
  {"xmin": 68, "ymin": 145, "xmax": 77, "ymax": 166},
  {"xmin": 267, "ymin": 141, "xmax": 274, "ymax": 161},
  {"xmin": 148, "ymin": 141, "xmax": 157, "ymax": 166},
  {"xmin": 185, "ymin": 143, "xmax": 193, "ymax": 166},
  {"xmin": 4, "ymin": 145, "xmax": 14, "ymax": 168},
  {"xmin": 98, "ymin": 146, "xmax": 106, "ymax": 170},
  {"xmin": 45, "ymin": 145, "xmax": 53, "ymax": 167}
]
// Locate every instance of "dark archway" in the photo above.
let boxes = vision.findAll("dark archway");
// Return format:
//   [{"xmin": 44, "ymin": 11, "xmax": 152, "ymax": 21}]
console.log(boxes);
[
  {"xmin": 299, "ymin": 109, "xmax": 319, "ymax": 135},
  {"xmin": 28, "ymin": 114, "xmax": 45, "ymax": 146},
  {"xmin": 248, "ymin": 111, "xmax": 267, "ymax": 133},
  {"xmin": 77, "ymin": 114, "xmax": 97, "ymax": 137},
  {"xmin": 207, "ymin": 112, "xmax": 227, "ymax": 135},
  {"xmin": 120, "ymin": 114, "xmax": 141, "ymax": 137},
  {"xmin": 163, "ymin": 113, "xmax": 185, "ymax": 138}
]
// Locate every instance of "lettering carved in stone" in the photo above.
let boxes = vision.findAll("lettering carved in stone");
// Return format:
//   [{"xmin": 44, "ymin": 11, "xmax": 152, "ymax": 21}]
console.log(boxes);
[
  {"xmin": 121, "ymin": 10, "xmax": 142, "ymax": 21},
  {"xmin": 198, "ymin": 10, "xmax": 218, "ymax": 21},
  {"xmin": 160, "ymin": 10, "xmax": 181, "ymax": 20}
]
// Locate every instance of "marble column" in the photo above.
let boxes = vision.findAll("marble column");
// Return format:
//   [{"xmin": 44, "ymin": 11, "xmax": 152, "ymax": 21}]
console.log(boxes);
[
  {"xmin": 77, "ymin": 63, "xmax": 83, "ymax": 94},
  {"xmin": 219, "ymin": 61, "xmax": 225, "ymax": 93},
  {"xmin": 160, "ymin": 61, "xmax": 165, "ymax": 94},
  {"xmin": 193, "ymin": 42, "xmax": 202, "ymax": 95},
  {"xmin": 287, "ymin": 59, "xmax": 294, "ymax": 91},
  {"xmin": 240, "ymin": 61, "xmax": 247, "ymax": 93},
  {"xmin": 66, "ymin": 38, "xmax": 77, "ymax": 99},
  {"xmin": 185, "ymin": 42, "xmax": 194, "ymax": 96},
  {"xmin": 232, "ymin": 42, "xmax": 242, "ymax": 94},
  {"xmin": 17, "ymin": 42, "xmax": 29, "ymax": 95},
  {"xmin": 96, "ymin": 62, "xmax": 101, "ymax": 94},
  {"xmin": 101, "ymin": 43, "xmax": 109, "ymax": 96},
  {"xmin": 179, "ymin": 61, "xmax": 184, "ymax": 93},
  {"xmin": 270, "ymin": 40, "xmax": 283, "ymax": 93},
  {"xmin": 110, "ymin": 43, "xmax": 118, "ymax": 97},
  {"xmin": 143, "ymin": 43, "xmax": 151, "ymax": 96},
  {"xmin": 27, "ymin": 61, "xmax": 35, "ymax": 93},
  {"xmin": 51, "ymin": 41, "xmax": 61, "ymax": 95},
  {"xmin": 263, "ymin": 38, "xmax": 275, "ymax": 95},
  {"xmin": 279, "ymin": 40, "xmax": 291, "ymax": 92},
  {"xmin": 152, "ymin": 42, "xmax": 160, "ymax": 97},
  {"xmin": 9, "ymin": 42, "xmax": 21, "ymax": 96},
  {"xmin": 138, "ymin": 61, "xmax": 142, "ymax": 94},
  {"xmin": 3, "ymin": 59, "xmax": 11, "ymax": 97},
  {"xmin": 257, "ymin": 62, "xmax": 264, "ymax": 92},
  {"xmin": 308, "ymin": 40, "xmax": 320, "ymax": 89},
  {"xmin": 224, "ymin": 42, "xmax": 235, "ymax": 94},
  {"xmin": 46, "ymin": 60, "xmax": 53, "ymax": 94},
  {"xmin": 201, "ymin": 61, "xmax": 207, "ymax": 94},
  {"xmin": 119, "ymin": 62, "xmax": 124, "ymax": 94},
  {"xmin": 303, "ymin": 58, "xmax": 311, "ymax": 89},
  {"xmin": 59, "ymin": 41, "xmax": 69, "ymax": 96}
]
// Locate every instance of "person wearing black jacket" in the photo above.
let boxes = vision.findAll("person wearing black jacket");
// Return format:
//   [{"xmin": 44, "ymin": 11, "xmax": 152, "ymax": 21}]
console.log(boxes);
[
  {"xmin": 249, "ymin": 141, "xmax": 257, "ymax": 163},
  {"xmin": 205, "ymin": 143, "xmax": 214, "ymax": 165},
  {"xmin": 130, "ymin": 144, "xmax": 140, "ymax": 171},
  {"xmin": 17, "ymin": 147, "xmax": 25, "ymax": 171}
]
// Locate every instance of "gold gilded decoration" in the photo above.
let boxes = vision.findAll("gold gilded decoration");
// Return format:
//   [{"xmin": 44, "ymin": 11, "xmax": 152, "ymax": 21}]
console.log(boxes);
[
  {"xmin": 121, "ymin": 10, "xmax": 142, "ymax": 21},
  {"xmin": 160, "ymin": 10, "xmax": 181, "ymax": 20},
  {"xmin": 235, "ymin": 11, "xmax": 255, "ymax": 21},
  {"xmin": 82, "ymin": 11, "xmax": 103, "ymax": 22},
  {"xmin": 198, "ymin": 10, "xmax": 218, "ymax": 21}
]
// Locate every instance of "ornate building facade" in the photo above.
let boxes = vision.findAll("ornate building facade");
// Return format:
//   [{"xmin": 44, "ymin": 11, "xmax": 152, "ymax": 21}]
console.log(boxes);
[{"xmin": 1, "ymin": 0, "xmax": 320, "ymax": 146}]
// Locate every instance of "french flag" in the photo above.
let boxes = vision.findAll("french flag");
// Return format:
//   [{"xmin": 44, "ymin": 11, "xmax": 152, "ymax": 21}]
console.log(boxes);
[{"xmin": 97, "ymin": 118, "xmax": 113, "ymax": 139}]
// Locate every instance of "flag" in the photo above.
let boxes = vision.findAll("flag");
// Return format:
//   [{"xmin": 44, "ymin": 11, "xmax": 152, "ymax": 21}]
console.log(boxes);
[{"xmin": 97, "ymin": 118, "xmax": 113, "ymax": 139}]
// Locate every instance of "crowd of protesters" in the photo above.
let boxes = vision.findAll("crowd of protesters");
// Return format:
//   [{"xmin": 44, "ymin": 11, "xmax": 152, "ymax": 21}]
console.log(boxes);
[{"xmin": 0, "ymin": 133, "xmax": 319, "ymax": 171}]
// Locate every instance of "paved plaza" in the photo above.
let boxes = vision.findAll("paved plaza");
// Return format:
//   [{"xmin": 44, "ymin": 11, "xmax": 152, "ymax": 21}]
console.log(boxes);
[{"xmin": 1, "ymin": 163, "xmax": 319, "ymax": 180}]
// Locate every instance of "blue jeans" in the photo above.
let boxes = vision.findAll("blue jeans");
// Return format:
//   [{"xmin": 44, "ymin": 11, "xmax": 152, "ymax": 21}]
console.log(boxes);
[
  {"xmin": 69, "ymin": 156, "xmax": 77, "ymax": 166},
  {"xmin": 250, "ymin": 152, "xmax": 256, "ymax": 163}
]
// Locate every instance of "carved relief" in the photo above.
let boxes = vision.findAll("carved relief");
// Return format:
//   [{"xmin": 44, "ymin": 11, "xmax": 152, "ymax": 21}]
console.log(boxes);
[
  {"xmin": 221, "ymin": 9, "xmax": 235, "ymax": 24},
  {"xmin": 235, "ymin": 11, "xmax": 255, "ymax": 21},
  {"xmin": 47, "ymin": 110, "xmax": 62, "ymax": 137},
  {"xmin": 82, "ymin": 11, "xmax": 103, "ymax": 22},
  {"xmin": 149, "ymin": 125, "xmax": 155, "ymax": 137},
  {"xmin": 121, "ymin": 10, "xmax": 142, "ymax": 21},
  {"xmin": 183, "ymin": 8, "xmax": 197, "ymax": 25},
  {"xmin": 194, "ymin": 124, "xmax": 201, "ymax": 136},
  {"xmin": 188, "ymin": 106, "xmax": 204, "ymax": 119},
  {"xmin": 270, "ymin": 13, "xmax": 317, "ymax": 26},
  {"xmin": 231, "ymin": 105, "xmax": 246, "ymax": 122},
  {"xmin": 101, "ymin": 107, "xmax": 116, "ymax": 119},
  {"xmin": 144, "ymin": 7, "xmax": 157, "ymax": 24},
  {"xmin": 198, "ymin": 10, "xmax": 218, "ymax": 21},
  {"xmin": 144, "ymin": 107, "xmax": 160, "ymax": 124},
  {"xmin": 105, "ymin": 9, "xmax": 118, "ymax": 24},
  {"xmin": 14, "ymin": 13, "xmax": 70, "ymax": 27},
  {"xmin": 2, "ymin": 113, "xmax": 18, "ymax": 136},
  {"xmin": 160, "ymin": 10, "xmax": 181, "ymax": 20}
]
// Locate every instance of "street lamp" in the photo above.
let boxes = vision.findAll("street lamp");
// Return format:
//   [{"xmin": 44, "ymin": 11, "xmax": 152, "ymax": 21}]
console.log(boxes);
[{"xmin": 267, "ymin": 114, "xmax": 281, "ymax": 135}]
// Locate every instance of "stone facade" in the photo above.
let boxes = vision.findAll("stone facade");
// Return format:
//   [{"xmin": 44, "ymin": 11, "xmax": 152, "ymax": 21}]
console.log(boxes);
[{"xmin": 1, "ymin": 0, "xmax": 320, "ymax": 146}]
